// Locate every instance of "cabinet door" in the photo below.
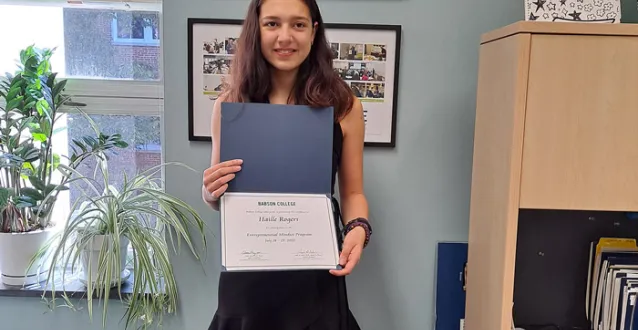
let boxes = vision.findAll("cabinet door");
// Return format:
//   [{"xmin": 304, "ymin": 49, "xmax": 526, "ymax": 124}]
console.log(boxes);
[
  {"xmin": 466, "ymin": 33, "xmax": 530, "ymax": 330},
  {"xmin": 520, "ymin": 34, "xmax": 638, "ymax": 211}
]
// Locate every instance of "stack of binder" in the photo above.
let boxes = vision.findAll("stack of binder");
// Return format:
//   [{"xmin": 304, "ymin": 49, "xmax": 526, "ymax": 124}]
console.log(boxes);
[{"xmin": 587, "ymin": 238, "xmax": 638, "ymax": 330}]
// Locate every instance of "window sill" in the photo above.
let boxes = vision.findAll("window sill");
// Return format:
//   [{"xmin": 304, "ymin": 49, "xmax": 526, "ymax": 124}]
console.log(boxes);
[
  {"xmin": 0, "ymin": 270, "xmax": 160, "ymax": 300},
  {"xmin": 112, "ymin": 39, "xmax": 160, "ymax": 47}
]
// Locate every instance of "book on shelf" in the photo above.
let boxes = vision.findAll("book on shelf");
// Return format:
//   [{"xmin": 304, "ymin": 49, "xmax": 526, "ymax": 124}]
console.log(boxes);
[{"xmin": 587, "ymin": 237, "xmax": 638, "ymax": 330}]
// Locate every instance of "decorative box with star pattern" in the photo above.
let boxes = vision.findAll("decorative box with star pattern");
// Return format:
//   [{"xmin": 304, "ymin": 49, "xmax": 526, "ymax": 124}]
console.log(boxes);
[{"xmin": 525, "ymin": 0, "xmax": 621, "ymax": 23}]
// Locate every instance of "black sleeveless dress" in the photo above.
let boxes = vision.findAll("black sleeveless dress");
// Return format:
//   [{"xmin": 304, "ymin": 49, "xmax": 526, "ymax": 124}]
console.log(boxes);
[{"xmin": 208, "ymin": 122, "xmax": 361, "ymax": 330}]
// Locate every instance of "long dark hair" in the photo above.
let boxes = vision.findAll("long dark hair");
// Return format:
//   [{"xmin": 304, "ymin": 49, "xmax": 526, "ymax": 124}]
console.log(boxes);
[{"xmin": 223, "ymin": 0, "xmax": 355, "ymax": 121}]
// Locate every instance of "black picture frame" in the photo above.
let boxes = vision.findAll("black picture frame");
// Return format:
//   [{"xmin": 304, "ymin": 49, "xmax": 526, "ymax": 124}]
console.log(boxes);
[{"xmin": 187, "ymin": 18, "xmax": 401, "ymax": 147}]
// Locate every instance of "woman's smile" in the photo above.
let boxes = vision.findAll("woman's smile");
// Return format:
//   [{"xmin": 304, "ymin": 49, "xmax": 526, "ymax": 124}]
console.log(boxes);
[{"xmin": 274, "ymin": 48, "xmax": 297, "ymax": 57}]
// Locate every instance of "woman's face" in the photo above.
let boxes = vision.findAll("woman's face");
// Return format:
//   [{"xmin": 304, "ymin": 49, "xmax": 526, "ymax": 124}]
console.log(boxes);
[{"xmin": 259, "ymin": 0, "xmax": 316, "ymax": 73}]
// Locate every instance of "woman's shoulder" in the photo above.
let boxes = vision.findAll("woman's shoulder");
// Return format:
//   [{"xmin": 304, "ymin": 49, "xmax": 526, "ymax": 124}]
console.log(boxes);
[
  {"xmin": 214, "ymin": 92, "xmax": 230, "ymax": 106},
  {"xmin": 338, "ymin": 97, "xmax": 364, "ymax": 136},
  {"xmin": 339, "ymin": 96, "xmax": 363, "ymax": 121},
  {"xmin": 212, "ymin": 92, "xmax": 232, "ymax": 114},
  {"xmin": 210, "ymin": 93, "xmax": 232, "ymax": 133}
]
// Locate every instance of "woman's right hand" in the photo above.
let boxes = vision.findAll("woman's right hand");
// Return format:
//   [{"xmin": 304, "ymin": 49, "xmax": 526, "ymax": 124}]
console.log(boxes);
[{"xmin": 203, "ymin": 159, "xmax": 243, "ymax": 201}]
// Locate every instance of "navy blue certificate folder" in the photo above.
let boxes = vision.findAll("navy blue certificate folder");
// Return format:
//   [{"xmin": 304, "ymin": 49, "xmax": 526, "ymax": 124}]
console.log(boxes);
[{"xmin": 219, "ymin": 102, "xmax": 334, "ymax": 195}]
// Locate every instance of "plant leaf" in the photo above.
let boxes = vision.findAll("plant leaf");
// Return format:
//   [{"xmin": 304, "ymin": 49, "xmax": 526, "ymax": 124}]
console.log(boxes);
[
  {"xmin": 0, "ymin": 188, "xmax": 10, "ymax": 211},
  {"xmin": 20, "ymin": 187, "xmax": 44, "ymax": 201},
  {"xmin": 28, "ymin": 176, "xmax": 46, "ymax": 191}
]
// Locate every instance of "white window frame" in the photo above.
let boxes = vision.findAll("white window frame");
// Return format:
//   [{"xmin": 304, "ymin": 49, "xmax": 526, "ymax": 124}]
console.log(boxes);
[{"xmin": 0, "ymin": 0, "xmax": 164, "ymax": 117}]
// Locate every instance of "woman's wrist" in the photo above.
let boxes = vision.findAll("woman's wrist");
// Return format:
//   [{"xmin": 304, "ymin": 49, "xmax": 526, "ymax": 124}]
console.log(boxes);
[
  {"xmin": 202, "ymin": 184, "xmax": 214, "ymax": 200},
  {"xmin": 202, "ymin": 184, "xmax": 220, "ymax": 209},
  {"xmin": 343, "ymin": 217, "xmax": 372, "ymax": 248}
]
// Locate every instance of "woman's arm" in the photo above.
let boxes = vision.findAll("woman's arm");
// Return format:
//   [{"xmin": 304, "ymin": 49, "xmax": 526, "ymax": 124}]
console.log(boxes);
[
  {"xmin": 330, "ymin": 98, "xmax": 370, "ymax": 277},
  {"xmin": 338, "ymin": 98, "xmax": 369, "ymax": 224},
  {"xmin": 202, "ymin": 96, "xmax": 224, "ymax": 211}
]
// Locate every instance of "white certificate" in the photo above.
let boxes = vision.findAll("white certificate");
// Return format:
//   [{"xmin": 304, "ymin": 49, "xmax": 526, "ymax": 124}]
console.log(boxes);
[{"xmin": 220, "ymin": 192, "xmax": 340, "ymax": 271}]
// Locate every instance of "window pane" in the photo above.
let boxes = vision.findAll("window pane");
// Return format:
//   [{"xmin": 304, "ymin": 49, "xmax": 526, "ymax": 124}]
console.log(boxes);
[
  {"xmin": 64, "ymin": 8, "xmax": 161, "ymax": 81},
  {"xmin": 116, "ymin": 13, "xmax": 145, "ymax": 39},
  {"xmin": 0, "ymin": 5, "xmax": 65, "ymax": 76},
  {"xmin": 52, "ymin": 114, "xmax": 162, "ymax": 223},
  {"xmin": 0, "ymin": 4, "xmax": 161, "ymax": 81}
]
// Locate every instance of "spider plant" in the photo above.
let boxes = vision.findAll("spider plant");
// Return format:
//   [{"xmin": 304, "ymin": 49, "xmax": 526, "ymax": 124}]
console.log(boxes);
[{"xmin": 31, "ymin": 150, "xmax": 208, "ymax": 330}]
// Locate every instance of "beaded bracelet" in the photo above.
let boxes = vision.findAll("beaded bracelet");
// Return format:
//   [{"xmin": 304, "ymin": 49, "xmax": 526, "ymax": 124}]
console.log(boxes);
[{"xmin": 343, "ymin": 217, "xmax": 373, "ymax": 248}]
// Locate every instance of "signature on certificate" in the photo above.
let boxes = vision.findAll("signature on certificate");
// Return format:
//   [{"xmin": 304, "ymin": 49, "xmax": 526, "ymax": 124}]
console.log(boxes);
[
  {"xmin": 293, "ymin": 249, "xmax": 323, "ymax": 260},
  {"xmin": 240, "ymin": 250, "xmax": 267, "ymax": 261}
]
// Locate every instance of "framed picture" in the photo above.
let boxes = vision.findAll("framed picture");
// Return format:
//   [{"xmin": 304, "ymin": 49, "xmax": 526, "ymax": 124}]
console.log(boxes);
[{"xmin": 187, "ymin": 18, "xmax": 401, "ymax": 147}]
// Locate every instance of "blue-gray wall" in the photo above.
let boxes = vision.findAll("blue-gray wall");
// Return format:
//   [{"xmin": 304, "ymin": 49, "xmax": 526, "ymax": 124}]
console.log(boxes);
[{"xmin": 0, "ymin": 0, "xmax": 521, "ymax": 329}]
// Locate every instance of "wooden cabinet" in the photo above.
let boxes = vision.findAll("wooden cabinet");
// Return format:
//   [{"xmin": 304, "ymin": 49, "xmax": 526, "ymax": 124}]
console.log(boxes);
[{"xmin": 465, "ymin": 21, "xmax": 638, "ymax": 330}]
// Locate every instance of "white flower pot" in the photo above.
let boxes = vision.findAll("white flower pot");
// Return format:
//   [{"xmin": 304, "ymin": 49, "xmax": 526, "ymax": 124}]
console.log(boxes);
[
  {"xmin": 0, "ymin": 227, "xmax": 57, "ymax": 287},
  {"xmin": 80, "ymin": 235, "xmax": 130, "ymax": 287}
]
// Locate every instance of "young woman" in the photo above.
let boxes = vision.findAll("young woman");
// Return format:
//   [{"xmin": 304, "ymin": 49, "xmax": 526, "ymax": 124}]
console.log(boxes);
[{"xmin": 201, "ymin": 0, "xmax": 373, "ymax": 328}]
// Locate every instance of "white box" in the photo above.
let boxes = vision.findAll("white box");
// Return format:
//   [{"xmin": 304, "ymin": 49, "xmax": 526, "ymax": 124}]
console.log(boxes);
[{"xmin": 524, "ymin": 0, "xmax": 621, "ymax": 23}]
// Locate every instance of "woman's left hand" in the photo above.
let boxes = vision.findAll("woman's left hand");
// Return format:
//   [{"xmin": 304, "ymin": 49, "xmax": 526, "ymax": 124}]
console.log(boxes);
[{"xmin": 330, "ymin": 226, "xmax": 366, "ymax": 276}]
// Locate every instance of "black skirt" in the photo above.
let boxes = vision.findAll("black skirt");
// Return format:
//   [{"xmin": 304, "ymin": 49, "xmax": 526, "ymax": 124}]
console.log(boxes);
[{"xmin": 208, "ymin": 269, "xmax": 361, "ymax": 330}]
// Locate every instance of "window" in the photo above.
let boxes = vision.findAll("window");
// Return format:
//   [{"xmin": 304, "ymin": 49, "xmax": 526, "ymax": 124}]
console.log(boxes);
[
  {"xmin": 0, "ymin": 0, "xmax": 162, "ymax": 90},
  {"xmin": 0, "ymin": 0, "xmax": 163, "ymax": 277}
]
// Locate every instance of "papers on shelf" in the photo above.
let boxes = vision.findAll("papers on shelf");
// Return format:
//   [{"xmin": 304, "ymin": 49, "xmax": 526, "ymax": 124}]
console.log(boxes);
[{"xmin": 586, "ymin": 237, "xmax": 638, "ymax": 330}]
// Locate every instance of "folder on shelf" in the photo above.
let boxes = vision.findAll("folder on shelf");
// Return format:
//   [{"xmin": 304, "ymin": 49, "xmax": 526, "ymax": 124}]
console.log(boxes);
[{"xmin": 586, "ymin": 238, "xmax": 638, "ymax": 330}]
